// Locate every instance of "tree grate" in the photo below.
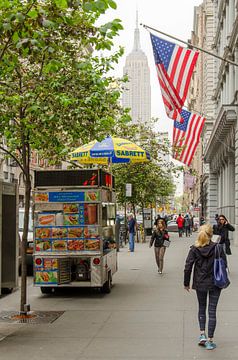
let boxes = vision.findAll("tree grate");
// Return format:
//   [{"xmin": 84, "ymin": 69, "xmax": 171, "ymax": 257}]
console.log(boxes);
[{"xmin": 0, "ymin": 311, "xmax": 64, "ymax": 324}]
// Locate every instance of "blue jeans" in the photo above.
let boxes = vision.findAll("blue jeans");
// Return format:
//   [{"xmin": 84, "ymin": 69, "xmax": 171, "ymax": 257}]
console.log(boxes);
[{"xmin": 129, "ymin": 232, "xmax": 135, "ymax": 252}]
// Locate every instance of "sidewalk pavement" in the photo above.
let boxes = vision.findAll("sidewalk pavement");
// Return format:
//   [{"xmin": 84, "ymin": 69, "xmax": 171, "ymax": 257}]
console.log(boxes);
[{"xmin": 0, "ymin": 232, "xmax": 238, "ymax": 360}]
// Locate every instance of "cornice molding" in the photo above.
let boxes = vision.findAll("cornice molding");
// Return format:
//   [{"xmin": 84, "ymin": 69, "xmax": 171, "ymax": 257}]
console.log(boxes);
[{"xmin": 204, "ymin": 105, "xmax": 237, "ymax": 166}]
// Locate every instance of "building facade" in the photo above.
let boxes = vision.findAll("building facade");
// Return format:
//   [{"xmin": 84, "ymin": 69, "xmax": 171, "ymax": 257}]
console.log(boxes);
[
  {"xmin": 122, "ymin": 13, "xmax": 151, "ymax": 125},
  {"xmin": 203, "ymin": 0, "xmax": 238, "ymax": 243},
  {"xmin": 188, "ymin": 0, "xmax": 238, "ymax": 242},
  {"xmin": 187, "ymin": 0, "xmax": 216, "ymax": 218}
]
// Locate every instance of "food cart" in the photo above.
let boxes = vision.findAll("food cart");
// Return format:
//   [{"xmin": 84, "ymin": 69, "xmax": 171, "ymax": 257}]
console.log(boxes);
[{"xmin": 33, "ymin": 169, "xmax": 117, "ymax": 294}]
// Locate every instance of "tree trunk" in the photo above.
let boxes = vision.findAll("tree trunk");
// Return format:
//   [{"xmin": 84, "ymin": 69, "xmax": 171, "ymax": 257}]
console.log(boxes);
[
  {"xmin": 124, "ymin": 202, "xmax": 127, "ymax": 244},
  {"xmin": 20, "ymin": 175, "xmax": 31, "ymax": 313},
  {"xmin": 142, "ymin": 203, "xmax": 145, "ymax": 242},
  {"xmin": 20, "ymin": 139, "xmax": 31, "ymax": 313},
  {"xmin": 132, "ymin": 203, "xmax": 138, "ymax": 243}
]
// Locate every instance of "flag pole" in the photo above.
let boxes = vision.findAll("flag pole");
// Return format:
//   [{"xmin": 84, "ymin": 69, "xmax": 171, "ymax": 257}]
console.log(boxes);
[{"xmin": 141, "ymin": 23, "xmax": 238, "ymax": 68}]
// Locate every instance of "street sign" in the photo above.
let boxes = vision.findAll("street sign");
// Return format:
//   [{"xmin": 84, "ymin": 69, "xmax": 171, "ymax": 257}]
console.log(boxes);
[{"xmin": 125, "ymin": 183, "xmax": 132, "ymax": 197}]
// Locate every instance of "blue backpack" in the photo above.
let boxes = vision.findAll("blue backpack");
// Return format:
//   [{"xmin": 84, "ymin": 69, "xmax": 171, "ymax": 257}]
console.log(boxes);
[{"xmin": 214, "ymin": 245, "xmax": 230, "ymax": 289}]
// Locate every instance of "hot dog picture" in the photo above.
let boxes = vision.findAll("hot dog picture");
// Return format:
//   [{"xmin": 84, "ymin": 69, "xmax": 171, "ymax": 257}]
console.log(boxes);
[
  {"xmin": 85, "ymin": 240, "xmax": 100, "ymax": 251},
  {"xmin": 67, "ymin": 240, "xmax": 84, "ymax": 251},
  {"xmin": 64, "ymin": 214, "xmax": 79, "ymax": 225},
  {"xmin": 38, "ymin": 214, "xmax": 55, "ymax": 226},
  {"xmin": 35, "ymin": 271, "xmax": 57, "ymax": 284}
]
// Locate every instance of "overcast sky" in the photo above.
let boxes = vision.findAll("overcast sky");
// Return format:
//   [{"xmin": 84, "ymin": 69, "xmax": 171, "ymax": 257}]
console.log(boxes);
[
  {"xmin": 100, "ymin": 0, "xmax": 203, "ymax": 196},
  {"xmin": 101, "ymin": 0, "xmax": 203, "ymax": 137}
]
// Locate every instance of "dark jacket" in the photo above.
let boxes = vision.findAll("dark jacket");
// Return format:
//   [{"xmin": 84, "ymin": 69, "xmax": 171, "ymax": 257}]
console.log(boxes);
[
  {"xmin": 184, "ymin": 242, "xmax": 227, "ymax": 291},
  {"xmin": 213, "ymin": 223, "xmax": 235, "ymax": 255},
  {"xmin": 128, "ymin": 218, "xmax": 136, "ymax": 234},
  {"xmin": 150, "ymin": 229, "xmax": 168, "ymax": 247}
]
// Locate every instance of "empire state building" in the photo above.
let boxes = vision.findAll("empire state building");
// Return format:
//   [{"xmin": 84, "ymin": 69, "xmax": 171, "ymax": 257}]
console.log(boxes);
[{"xmin": 122, "ymin": 14, "xmax": 151, "ymax": 125}]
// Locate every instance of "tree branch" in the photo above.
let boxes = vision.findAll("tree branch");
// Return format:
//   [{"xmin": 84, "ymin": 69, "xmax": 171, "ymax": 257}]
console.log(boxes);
[
  {"xmin": 0, "ymin": 1, "xmax": 38, "ymax": 61},
  {"xmin": 0, "ymin": 145, "xmax": 25, "ymax": 174}
]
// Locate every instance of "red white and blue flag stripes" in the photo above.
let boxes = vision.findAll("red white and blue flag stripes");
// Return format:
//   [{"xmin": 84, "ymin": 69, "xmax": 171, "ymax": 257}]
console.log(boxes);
[
  {"xmin": 173, "ymin": 109, "xmax": 205, "ymax": 166},
  {"xmin": 150, "ymin": 33, "xmax": 199, "ymax": 123}
]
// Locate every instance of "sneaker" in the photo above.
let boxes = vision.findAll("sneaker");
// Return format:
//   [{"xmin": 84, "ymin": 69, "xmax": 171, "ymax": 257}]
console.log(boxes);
[
  {"xmin": 198, "ymin": 334, "xmax": 207, "ymax": 346},
  {"xmin": 158, "ymin": 271, "xmax": 162, "ymax": 274},
  {"xmin": 205, "ymin": 341, "xmax": 216, "ymax": 350}
]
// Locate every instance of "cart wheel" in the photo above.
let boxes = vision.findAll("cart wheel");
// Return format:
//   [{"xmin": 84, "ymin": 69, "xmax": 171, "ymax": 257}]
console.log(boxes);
[
  {"xmin": 101, "ymin": 271, "xmax": 112, "ymax": 294},
  {"xmin": 40, "ymin": 287, "xmax": 53, "ymax": 294}
]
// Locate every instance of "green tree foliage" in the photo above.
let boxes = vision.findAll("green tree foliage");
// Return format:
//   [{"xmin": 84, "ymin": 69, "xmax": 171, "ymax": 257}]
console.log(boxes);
[{"xmin": 0, "ymin": 0, "xmax": 127, "ymax": 312}]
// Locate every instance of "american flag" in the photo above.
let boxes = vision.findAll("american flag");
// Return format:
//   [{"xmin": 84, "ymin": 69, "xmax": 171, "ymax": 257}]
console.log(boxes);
[
  {"xmin": 173, "ymin": 109, "xmax": 205, "ymax": 166},
  {"xmin": 150, "ymin": 34, "xmax": 199, "ymax": 123}
]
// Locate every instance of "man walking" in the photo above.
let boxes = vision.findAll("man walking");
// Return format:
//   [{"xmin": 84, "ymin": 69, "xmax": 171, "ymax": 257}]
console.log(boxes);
[
  {"xmin": 128, "ymin": 213, "xmax": 136, "ymax": 252},
  {"xmin": 176, "ymin": 214, "xmax": 184, "ymax": 238}
]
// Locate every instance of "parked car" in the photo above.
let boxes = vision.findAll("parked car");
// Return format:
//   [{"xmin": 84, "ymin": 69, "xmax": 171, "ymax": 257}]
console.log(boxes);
[
  {"xmin": 18, "ymin": 208, "xmax": 34, "ymax": 275},
  {"xmin": 167, "ymin": 220, "xmax": 178, "ymax": 233}
]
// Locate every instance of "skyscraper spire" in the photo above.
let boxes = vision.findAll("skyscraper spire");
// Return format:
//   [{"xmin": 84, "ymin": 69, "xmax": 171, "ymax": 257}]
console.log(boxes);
[
  {"xmin": 122, "ymin": 6, "xmax": 151, "ymax": 125},
  {"xmin": 133, "ymin": 10, "xmax": 141, "ymax": 51}
]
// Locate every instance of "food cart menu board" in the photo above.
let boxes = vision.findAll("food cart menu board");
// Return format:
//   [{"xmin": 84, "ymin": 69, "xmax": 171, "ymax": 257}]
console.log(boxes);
[
  {"xmin": 34, "ymin": 191, "xmax": 101, "ymax": 252},
  {"xmin": 35, "ymin": 225, "xmax": 100, "ymax": 252},
  {"xmin": 35, "ymin": 190, "xmax": 100, "ymax": 203}
]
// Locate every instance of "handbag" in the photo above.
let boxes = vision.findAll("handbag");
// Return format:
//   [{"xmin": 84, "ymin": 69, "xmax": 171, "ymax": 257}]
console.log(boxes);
[
  {"xmin": 163, "ymin": 233, "xmax": 170, "ymax": 247},
  {"xmin": 163, "ymin": 239, "xmax": 170, "ymax": 247},
  {"xmin": 214, "ymin": 244, "xmax": 230, "ymax": 289},
  {"xmin": 212, "ymin": 234, "xmax": 221, "ymax": 243}
]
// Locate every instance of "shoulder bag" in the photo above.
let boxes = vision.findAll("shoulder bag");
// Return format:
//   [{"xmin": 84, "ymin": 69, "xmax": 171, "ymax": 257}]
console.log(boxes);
[
  {"xmin": 163, "ymin": 233, "xmax": 170, "ymax": 247},
  {"xmin": 214, "ymin": 244, "xmax": 230, "ymax": 289},
  {"xmin": 212, "ymin": 234, "xmax": 221, "ymax": 243}
]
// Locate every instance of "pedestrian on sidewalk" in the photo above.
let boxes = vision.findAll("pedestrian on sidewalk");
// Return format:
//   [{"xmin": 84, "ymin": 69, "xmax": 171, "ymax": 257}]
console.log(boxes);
[
  {"xmin": 176, "ymin": 214, "xmax": 184, "ymax": 237},
  {"xmin": 184, "ymin": 214, "xmax": 191, "ymax": 237},
  {"xmin": 127, "ymin": 213, "xmax": 136, "ymax": 252},
  {"xmin": 183, "ymin": 223, "xmax": 227, "ymax": 350},
  {"xmin": 213, "ymin": 214, "xmax": 234, "ymax": 255},
  {"xmin": 150, "ymin": 219, "xmax": 169, "ymax": 274}
]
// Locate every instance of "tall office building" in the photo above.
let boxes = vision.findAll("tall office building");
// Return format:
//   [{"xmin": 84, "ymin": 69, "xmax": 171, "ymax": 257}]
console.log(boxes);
[{"xmin": 122, "ymin": 13, "xmax": 151, "ymax": 125}]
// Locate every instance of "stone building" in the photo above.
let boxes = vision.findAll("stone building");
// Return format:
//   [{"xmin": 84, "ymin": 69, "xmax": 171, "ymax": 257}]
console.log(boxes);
[
  {"xmin": 187, "ymin": 0, "xmax": 216, "ymax": 217},
  {"xmin": 122, "ymin": 12, "xmax": 151, "ymax": 125},
  {"xmin": 189, "ymin": 0, "xmax": 238, "ymax": 243},
  {"xmin": 203, "ymin": 0, "xmax": 238, "ymax": 240}
]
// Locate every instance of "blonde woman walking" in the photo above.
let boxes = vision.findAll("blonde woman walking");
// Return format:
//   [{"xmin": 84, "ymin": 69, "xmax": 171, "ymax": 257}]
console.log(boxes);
[
  {"xmin": 184, "ymin": 224, "xmax": 227, "ymax": 350},
  {"xmin": 150, "ymin": 219, "xmax": 169, "ymax": 274}
]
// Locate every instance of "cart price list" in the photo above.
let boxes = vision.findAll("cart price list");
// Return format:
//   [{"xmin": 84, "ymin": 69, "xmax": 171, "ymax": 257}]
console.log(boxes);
[{"xmin": 78, "ymin": 204, "xmax": 85, "ymax": 225}]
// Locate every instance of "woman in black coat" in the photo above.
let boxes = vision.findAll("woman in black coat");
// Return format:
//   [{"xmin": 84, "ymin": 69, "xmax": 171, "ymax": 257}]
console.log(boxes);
[
  {"xmin": 184, "ymin": 224, "xmax": 227, "ymax": 350},
  {"xmin": 213, "ymin": 214, "xmax": 235, "ymax": 255},
  {"xmin": 150, "ymin": 219, "xmax": 169, "ymax": 274}
]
